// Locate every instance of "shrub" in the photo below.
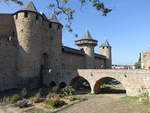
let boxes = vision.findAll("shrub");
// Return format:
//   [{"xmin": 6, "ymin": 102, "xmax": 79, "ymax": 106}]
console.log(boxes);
[
  {"xmin": 65, "ymin": 96, "xmax": 78, "ymax": 101},
  {"xmin": 47, "ymin": 93, "xmax": 60, "ymax": 100},
  {"xmin": 62, "ymin": 86, "xmax": 75, "ymax": 96},
  {"xmin": 44, "ymin": 98, "xmax": 66, "ymax": 108},
  {"xmin": 139, "ymin": 93, "xmax": 149, "ymax": 104},
  {"xmin": 0, "ymin": 94, "xmax": 21, "ymax": 104},
  {"xmin": 51, "ymin": 86, "xmax": 58, "ymax": 93},
  {"xmin": 10, "ymin": 94, "xmax": 21, "ymax": 103},
  {"xmin": 29, "ymin": 92, "xmax": 45, "ymax": 103}
]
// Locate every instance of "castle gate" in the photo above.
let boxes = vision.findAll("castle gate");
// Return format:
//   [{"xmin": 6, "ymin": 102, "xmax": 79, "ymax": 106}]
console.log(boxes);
[{"xmin": 43, "ymin": 69, "xmax": 150, "ymax": 96}]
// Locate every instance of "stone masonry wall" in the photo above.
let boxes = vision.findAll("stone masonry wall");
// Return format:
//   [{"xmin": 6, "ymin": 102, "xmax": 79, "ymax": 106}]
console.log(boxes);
[{"xmin": 0, "ymin": 14, "xmax": 18, "ymax": 90}]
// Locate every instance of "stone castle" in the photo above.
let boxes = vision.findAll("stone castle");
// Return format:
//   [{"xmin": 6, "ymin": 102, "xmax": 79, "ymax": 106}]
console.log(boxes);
[{"xmin": 0, "ymin": 1, "xmax": 112, "ymax": 91}]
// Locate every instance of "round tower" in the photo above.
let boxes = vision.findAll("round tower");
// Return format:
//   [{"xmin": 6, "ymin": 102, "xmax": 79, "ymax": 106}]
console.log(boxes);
[
  {"xmin": 13, "ymin": 1, "xmax": 43, "ymax": 80},
  {"xmin": 100, "ymin": 40, "xmax": 112, "ymax": 69},
  {"xmin": 48, "ymin": 12, "xmax": 63, "ymax": 69},
  {"xmin": 75, "ymin": 30, "xmax": 97, "ymax": 69}
]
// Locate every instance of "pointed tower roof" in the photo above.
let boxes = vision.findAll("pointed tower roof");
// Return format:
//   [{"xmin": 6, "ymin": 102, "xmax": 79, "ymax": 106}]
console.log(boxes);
[
  {"xmin": 20, "ymin": 1, "xmax": 37, "ymax": 12},
  {"xmin": 82, "ymin": 30, "xmax": 93, "ymax": 39},
  {"xmin": 40, "ymin": 12, "xmax": 47, "ymax": 20},
  {"xmin": 49, "ymin": 12, "xmax": 60, "ymax": 23},
  {"xmin": 101, "ymin": 40, "xmax": 111, "ymax": 47},
  {"xmin": 75, "ymin": 30, "xmax": 97, "ymax": 46}
]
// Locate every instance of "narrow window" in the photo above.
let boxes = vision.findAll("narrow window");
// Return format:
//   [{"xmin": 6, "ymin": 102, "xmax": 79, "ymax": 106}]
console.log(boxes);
[
  {"xmin": 16, "ymin": 14, "xmax": 18, "ymax": 19},
  {"xmin": 24, "ymin": 12, "xmax": 28, "ymax": 18},
  {"xmin": 49, "ymin": 23, "xmax": 52, "ymax": 28},
  {"xmin": 12, "ymin": 31, "xmax": 15, "ymax": 37},
  {"xmin": 58, "ymin": 25, "xmax": 60, "ymax": 30},
  {"xmin": 36, "ymin": 15, "xmax": 38, "ymax": 20}
]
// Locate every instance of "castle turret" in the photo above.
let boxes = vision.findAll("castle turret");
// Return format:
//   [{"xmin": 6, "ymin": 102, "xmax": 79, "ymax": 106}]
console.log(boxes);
[
  {"xmin": 75, "ymin": 30, "xmax": 97, "ymax": 69},
  {"xmin": 13, "ymin": 1, "xmax": 44, "ymax": 82},
  {"xmin": 100, "ymin": 40, "xmax": 112, "ymax": 69},
  {"xmin": 48, "ymin": 12, "xmax": 63, "ymax": 69}
]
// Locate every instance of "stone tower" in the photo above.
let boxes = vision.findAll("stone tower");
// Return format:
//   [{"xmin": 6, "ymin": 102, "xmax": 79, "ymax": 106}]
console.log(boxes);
[
  {"xmin": 100, "ymin": 40, "xmax": 112, "ymax": 69},
  {"xmin": 48, "ymin": 12, "xmax": 63, "ymax": 69},
  {"xmin": 13, "ymin": 1, "xmax": 43, "ymax": 80},
  {"xmin": 75, "ymin": 30, "xmax": 97, "ymax": 69}
]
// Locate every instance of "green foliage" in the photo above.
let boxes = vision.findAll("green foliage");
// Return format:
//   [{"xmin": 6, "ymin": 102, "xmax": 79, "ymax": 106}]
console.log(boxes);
[
  {"xmin": 0, "ymin": 94, "xmax": 21, "ymax": 104},
  {"xmin": 49, "ymin": 0, "xmax": 111, "ymax": 33},
  {"xmin": 44, "ymin": 98, "xmax": 66, "ymax": 108},
  {"xmin": 61, "ymin": 86, "xmax": 75, "ymax": 96},
  {"xmin": 121, "ymin": 93, "xmax": 150, "ymax": 105},
  {"xmin": 139, "ymin": 93, "xmax": 149, "ymax": 104},
  {"xmin": 47, "ymin": 93, "xmax": 60, "ymax": 100},
  {"xmin": 135, "ymin": 61, "xmax": 141, "ymax": 69},
  {"xmin": 51, "ymin": 86, "xmax": 58, "ymax": 93},
  {"xmin": 29, "ymin": 90, "xmax": 45, "ymax": 103}
]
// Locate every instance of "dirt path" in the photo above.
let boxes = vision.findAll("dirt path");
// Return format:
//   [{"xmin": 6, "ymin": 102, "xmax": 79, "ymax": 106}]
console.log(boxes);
[{"xmin": 57, "ymin": 94, "xmax": 149, "ymax": 113}]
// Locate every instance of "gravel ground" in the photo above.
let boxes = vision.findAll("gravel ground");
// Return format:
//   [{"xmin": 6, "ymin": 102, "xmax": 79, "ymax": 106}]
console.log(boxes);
[{"xmin": 56, "ymin": 94, "xmax": 149, "ymax": 113}]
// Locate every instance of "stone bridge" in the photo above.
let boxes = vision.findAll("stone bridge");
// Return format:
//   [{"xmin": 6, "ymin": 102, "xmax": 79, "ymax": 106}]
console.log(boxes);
[{"xmin": 43, "ymin": 69, "xmax": 150, "ymax": 96}]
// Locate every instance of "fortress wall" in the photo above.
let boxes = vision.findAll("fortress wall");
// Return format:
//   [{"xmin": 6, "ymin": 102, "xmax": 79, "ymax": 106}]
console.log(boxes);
[
  {"xmin": 62, "ymin": 52, "xmax": 86, "ymax": 69},
  {"xmin": 0, "ymin": 14, "xmax": 18, "ymax": 90},
  {"xmin": 0, "ymin": 38, "xmax": 17, "ymax": 90},
  {"xmin": 0, "ymin": 14, "xmax": 14, "ymax": 37},
  {"xmin": 95, "ymin": 57, "xmax": 105, "ymax": 68}
]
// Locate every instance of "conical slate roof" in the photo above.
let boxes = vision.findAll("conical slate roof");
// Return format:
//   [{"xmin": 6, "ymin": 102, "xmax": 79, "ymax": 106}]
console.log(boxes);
[
  {"xmin": 82, "ymin": 30, "xmax": 93, "ymax": 39},
  {"xmin": 101, "ymin": 40, "xmax": 111, "ymax": 47},
  {"xmin": 40, "ymin": 12, "xmax": 47, "ymax": 20},
  {"xmin": 20, "ymin": 1, "xmax": 37, "ymax": 12},
  {"xmin": 49, "ymin": 12, "xmax": 60, "ymax": 23}
]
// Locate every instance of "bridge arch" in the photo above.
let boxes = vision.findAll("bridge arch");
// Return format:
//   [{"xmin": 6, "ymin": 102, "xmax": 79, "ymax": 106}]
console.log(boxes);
[
  {"xmin": 70, "ymin": 76, "xmax": 91, "ymax": 94},
  {"xmin": 93, "ymin": 76, "xmax": 126, "ymax": 94}
]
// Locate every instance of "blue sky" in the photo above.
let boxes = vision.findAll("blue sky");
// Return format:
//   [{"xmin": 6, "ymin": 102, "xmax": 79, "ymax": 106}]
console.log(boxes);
[{"xmin": 0, "ymin": 0, "xmax": 150, "ymax": 65}]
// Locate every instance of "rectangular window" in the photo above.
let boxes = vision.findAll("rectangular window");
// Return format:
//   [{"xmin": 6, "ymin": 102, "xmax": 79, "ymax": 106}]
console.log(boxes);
[
  {"xmin": 49, "ymin": 23, "xmax": 52, "ymax": 28},
  {"xmin": 24, "ymin": 12, "xmax": 28, "ymax": 18}
]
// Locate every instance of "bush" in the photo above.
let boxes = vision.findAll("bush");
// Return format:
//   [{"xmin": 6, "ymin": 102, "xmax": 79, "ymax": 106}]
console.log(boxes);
[
  {"xmin": 47, "ymin": 93, "xmax": 60, "ymax": 100},
  {"xmin": 0, "ymin": 94, "xmax": 21, "ymax": 104},
  {"xmin": 44, "ymin": 98, "xmax": 66, "ymax": 108},
  {"xmin": 51, "ymin": 86, "xmax": 58, "ymax": 93},
  {"xmin": 139, "ymin": 93, "xmax": 149, "ymax": 104},
  {"xmin": 64, "ymin": 96, "xmax": 78, "ymax": 101},
  {"xmin": 29, "ymin": 92, "xmax": 45, "ymax": 103},
  {"xmin": 62, "ymin": 86, "xmax": 75, "ymax": 96},
  {"xmin": 10, "ymin": 94, "xmax": 21, "ymax": 103}
]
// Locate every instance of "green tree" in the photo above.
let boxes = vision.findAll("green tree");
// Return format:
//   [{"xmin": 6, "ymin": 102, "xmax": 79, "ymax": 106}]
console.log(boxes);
[
  {"xmin": 134, "ymin": 55, "xmax": 141, "ymax": 69},
  {"xmin": 1, "ymin": 0, "xmax": 111, "ymax": 33}
]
